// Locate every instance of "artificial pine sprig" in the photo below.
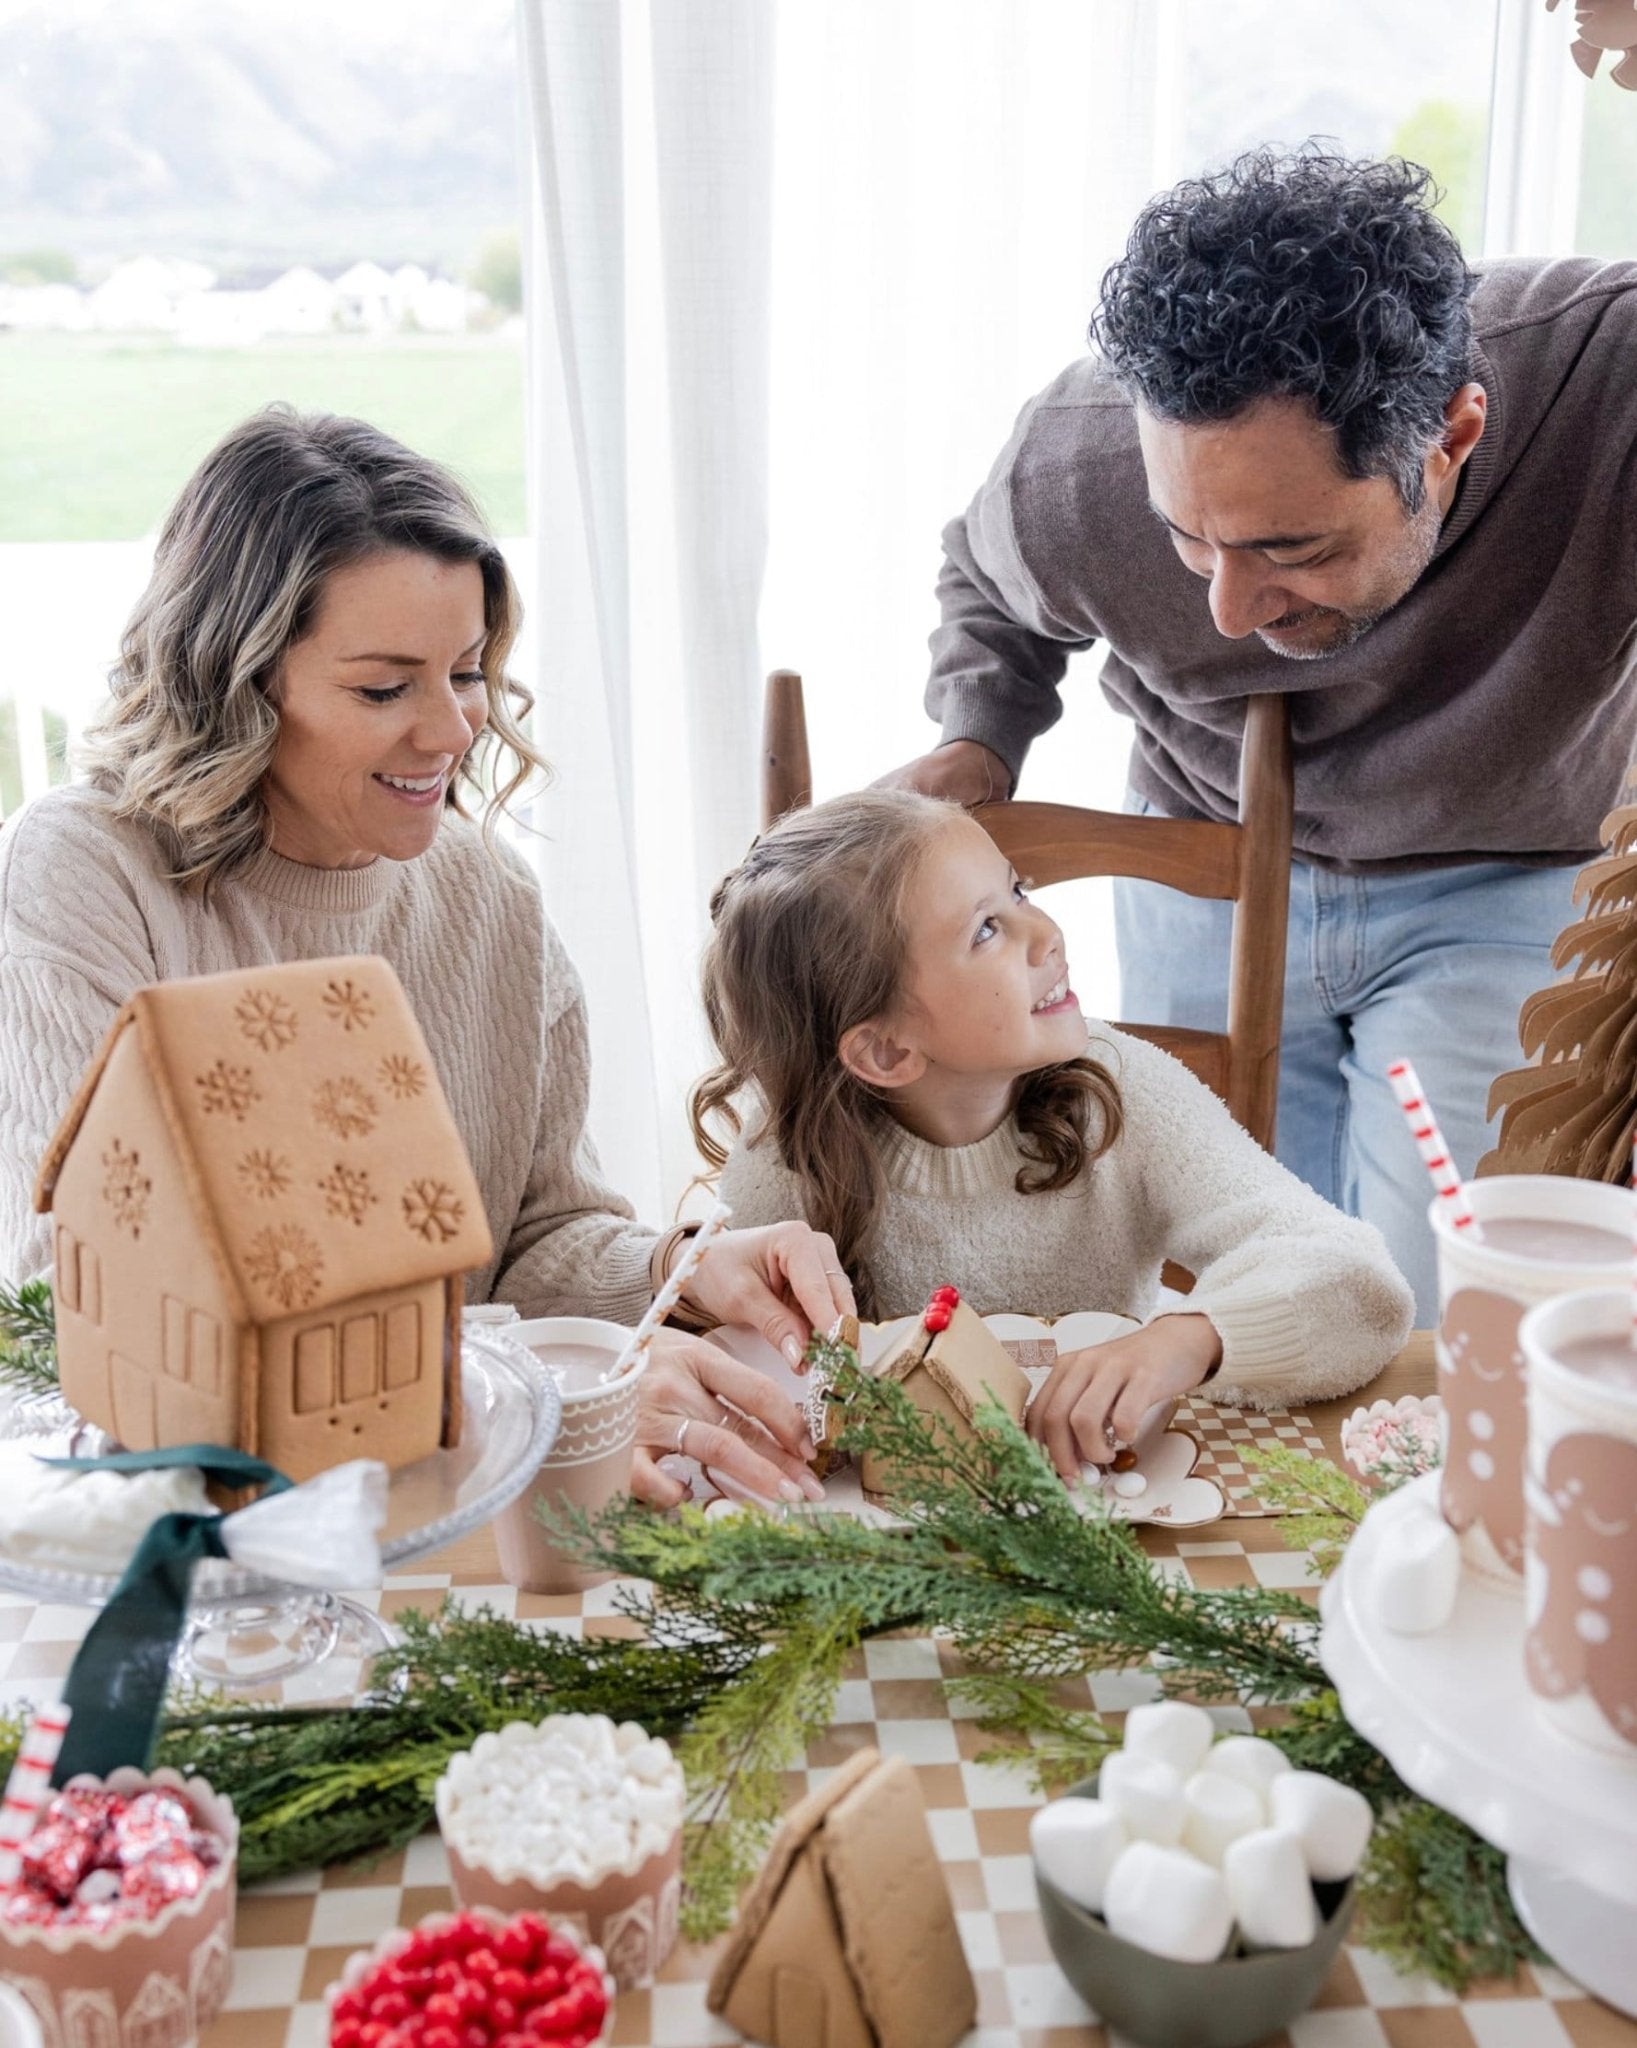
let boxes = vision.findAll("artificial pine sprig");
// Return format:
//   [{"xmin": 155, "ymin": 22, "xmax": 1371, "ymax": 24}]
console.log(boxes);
[{"xmin": 0, "ymin": 1279, "xmax": 59, "ymax": 1397}]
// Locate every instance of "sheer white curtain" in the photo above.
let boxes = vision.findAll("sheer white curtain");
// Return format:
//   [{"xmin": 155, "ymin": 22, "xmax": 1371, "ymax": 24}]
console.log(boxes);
[{"xmin": 518, "ymin": 0, "xmax": 1172, "ymax": 1216}]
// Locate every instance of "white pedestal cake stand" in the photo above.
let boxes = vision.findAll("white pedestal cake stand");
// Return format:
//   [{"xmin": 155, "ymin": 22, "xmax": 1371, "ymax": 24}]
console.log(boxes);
[
  {"xmin": 1319, "ymin": 1471, "xmax": 1637, "ymax": 2016},
  {"xmin": 0, "ymin": 1325, "xmax": 561, "ymax": 1700}
]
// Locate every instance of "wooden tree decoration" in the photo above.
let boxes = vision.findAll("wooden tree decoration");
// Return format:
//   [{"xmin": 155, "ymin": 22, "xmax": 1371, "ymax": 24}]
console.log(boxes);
[
  {"xmin": 1479, "ymin": 773, "xmax": 1637, "ymax": 1181},
  {"xmin": 1546, "ymin": 0, "xmax": 1637, "ymax": 90}
]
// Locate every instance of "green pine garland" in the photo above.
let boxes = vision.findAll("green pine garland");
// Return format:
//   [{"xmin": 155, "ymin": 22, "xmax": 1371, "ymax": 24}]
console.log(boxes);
[
  {"xmin": 0, "ymin": 1279, "xmax": 59, "ymax": 1399},
  {"xmin": 0, "ymin": 1327, "xmax": 1540, "ymax": 1989}
]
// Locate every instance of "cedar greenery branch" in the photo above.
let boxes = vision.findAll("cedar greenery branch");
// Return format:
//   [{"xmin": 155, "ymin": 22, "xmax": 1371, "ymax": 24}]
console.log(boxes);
[{"xmin": 0, "ymin": 1315, "xmax": 1535, "ymax": 1988}]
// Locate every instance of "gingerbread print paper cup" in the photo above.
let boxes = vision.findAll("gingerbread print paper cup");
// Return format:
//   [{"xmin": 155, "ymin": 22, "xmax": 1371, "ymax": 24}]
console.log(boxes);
[
  {"xmin": 0, "ymin": 1767, "xmax": 237, "ymax": 2048},
  {"xmin": 1520, "ymin": 1288, "xmax": 1637, "ymax": 1761},
  {"xmin": 1430, "ymin": 1175, "xmax": 1632, "ymax": 1587},
  {"xmin": 495, "ymin": 1318, "xmax": 643, "ymax": 1594}
]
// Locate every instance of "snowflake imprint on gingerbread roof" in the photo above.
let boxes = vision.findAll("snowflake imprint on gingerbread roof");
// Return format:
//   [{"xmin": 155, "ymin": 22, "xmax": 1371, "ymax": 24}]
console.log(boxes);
[
  {"xmin": 401, "ymin": 1178, "xmax": 466, "ymax": 1244},
  {"xmin": 319, "ymin": 1161, "xmax": 379, "ymax": 1227},
  {"xmin": 378, "ymin": 1052, "xmax": 428, "ymax": 1101},
  {"xmin": 234, "ymin": 987, "xmax": 299, "ymax": 1053},
  {"xmin": 322, "ymin": 978, "xmax": 377, "ymax": 1033},
  {"xmin": 195, "ymin": 1058, "xmax": 260, "ymax": 1121},
  {"xmin": 237, "ymin": 1148, "xmax": 293, "ymax": 1201},
  {"xmin": 312, "ymin": 1076, "xmax": 380, "ymax": 1141},
  {"xmin": 243, "ymin": 1223, "xmax": 326, "ymax": 1311}
]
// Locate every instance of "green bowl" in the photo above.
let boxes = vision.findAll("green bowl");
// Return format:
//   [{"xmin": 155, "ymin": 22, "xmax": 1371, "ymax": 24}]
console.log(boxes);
[{"xmin": 1034, "ymin": 1780, "xmax": 1356, "ymax": 2048}]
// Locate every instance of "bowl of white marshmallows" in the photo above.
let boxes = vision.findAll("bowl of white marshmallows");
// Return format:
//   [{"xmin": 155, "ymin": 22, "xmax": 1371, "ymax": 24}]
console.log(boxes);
[{"xmin": 1030, "ymin": 1701, "xmax": 1370, "ymax": 2048}]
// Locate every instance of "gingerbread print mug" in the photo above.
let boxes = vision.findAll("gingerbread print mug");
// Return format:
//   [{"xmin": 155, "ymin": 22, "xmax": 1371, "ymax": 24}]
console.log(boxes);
[
  {"xmin": 1520, "ymin": 1288, "xmax": 1637, "ymax": 1761},
  {"xmin": 1430, "ymin": 1176, "xmax": 1632, "ymax": 1587}
]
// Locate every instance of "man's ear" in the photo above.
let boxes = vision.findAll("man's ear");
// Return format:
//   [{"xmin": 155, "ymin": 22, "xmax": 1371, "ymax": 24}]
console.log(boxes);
[
  {"xmin": 1434, "ymin": 381, "xmax": 1487, "ymax": 481},
  {"xmin": 838, "ymin": 1018, "xmax": 925, "ymax": 1091}
]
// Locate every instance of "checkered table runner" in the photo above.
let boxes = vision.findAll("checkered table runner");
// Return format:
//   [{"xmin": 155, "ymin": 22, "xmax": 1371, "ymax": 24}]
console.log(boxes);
[
  {"xmin": 0, "ymin": 1516, "xmax": 1628, "ymax": 2048},
  {"xmin": 1173, "ymin": 1399, "xmax": 1332, "ymax": 1517}
]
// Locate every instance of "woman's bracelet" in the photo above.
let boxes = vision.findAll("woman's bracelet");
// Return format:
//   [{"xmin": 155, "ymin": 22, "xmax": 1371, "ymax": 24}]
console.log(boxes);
[{"xmin": 648, "ymin": 1221, "xmax": 714, "ymax": 1332}]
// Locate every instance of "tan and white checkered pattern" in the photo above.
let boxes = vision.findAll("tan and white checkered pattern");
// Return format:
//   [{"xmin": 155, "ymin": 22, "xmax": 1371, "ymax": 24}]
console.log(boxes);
[
  {"xmin": 3, "ymin": 1348, "xmax": 1633, "ymax": 2048},
  {"xmin": 1174, "ymin": 1398, "xmax": 1333, "ymax": 1517}
]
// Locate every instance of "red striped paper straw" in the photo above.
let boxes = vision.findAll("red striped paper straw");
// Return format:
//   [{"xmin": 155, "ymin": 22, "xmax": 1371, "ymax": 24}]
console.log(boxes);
[
  {"xmin": 0, "ymin": 1705, "xmax": 71, "ymax": 1888},
  {"xmin": 1387, "ymin": 1060, "xmax": 1481, "ymax": 1239}
]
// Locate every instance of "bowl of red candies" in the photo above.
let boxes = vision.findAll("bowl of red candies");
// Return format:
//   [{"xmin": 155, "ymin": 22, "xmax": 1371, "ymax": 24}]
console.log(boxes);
[
  {"xmin": 326, "ymin": 1905, "xmax": 614, "ymax": 2048},
  {"xmin": 0, "ymin": 1767, "xmax": 237, "ymax": 2048}
]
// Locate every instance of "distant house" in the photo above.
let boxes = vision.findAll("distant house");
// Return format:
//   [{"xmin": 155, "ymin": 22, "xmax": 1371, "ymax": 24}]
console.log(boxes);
[
  {"xmin": 333, "ymin": 260, "xmax": 396, "ymax": 334},
  {"xmin": 88, "ymin": 256, "xmax": 215, "ymax": 333},
  {"xmin": 0, "ymin": 284, "xmax": 89, "ymax": 333}
]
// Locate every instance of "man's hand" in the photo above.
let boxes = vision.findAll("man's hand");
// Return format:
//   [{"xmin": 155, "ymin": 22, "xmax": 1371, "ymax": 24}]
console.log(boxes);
[
  {"xmin": 1027, "ymin": 1314, "xmax": 1223, "ymax": 1481},
  {"xmin": 873, "ymin": 738, "xmax": 1012, "ymax": 807}
]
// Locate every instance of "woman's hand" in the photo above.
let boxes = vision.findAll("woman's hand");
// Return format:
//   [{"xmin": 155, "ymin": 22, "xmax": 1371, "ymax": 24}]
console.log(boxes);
[
  {"xmin": 630, "ymin": 1328, "xmax": 827, "ymax": 1510},
  {"xmin": 1027, "ymin": 1314, "xmax": 1223, "ymax": 1481},
  {"xmin": 677, "ymin": 1223, "xmax": 855, "ymax": 1369}
]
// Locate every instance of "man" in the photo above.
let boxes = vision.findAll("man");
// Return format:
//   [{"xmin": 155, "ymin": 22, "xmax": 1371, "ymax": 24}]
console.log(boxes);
[{"xmin": 883, "ymin": 147, "xmax": 1637, "ymax": 1319}]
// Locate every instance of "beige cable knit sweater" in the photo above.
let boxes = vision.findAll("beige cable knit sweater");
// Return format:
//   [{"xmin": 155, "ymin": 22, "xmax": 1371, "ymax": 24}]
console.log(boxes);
[
  {"xmin": 0, "ymin": 786, "xmax": 659, "ymax": 1321},
  {"xmin": 719, "ymin": 1027, "xmax": 1415, "ymax": 1408}
]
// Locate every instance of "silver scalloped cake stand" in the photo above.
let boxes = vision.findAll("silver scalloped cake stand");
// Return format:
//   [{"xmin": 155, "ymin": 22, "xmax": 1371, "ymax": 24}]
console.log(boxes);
[
  {"xmin": 0, "ymin": 1326, "xmax": 561, "ymax": 1701},
  {"xmin": 1319, "ymin": 1470, "xmax": 1637, "ymax": 2016}
]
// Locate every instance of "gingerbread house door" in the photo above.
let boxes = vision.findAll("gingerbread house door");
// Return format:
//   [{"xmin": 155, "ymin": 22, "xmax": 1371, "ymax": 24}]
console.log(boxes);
[{"xmin": 259, "ymin": 1277, "xmax": 447, "ymax": 1481}]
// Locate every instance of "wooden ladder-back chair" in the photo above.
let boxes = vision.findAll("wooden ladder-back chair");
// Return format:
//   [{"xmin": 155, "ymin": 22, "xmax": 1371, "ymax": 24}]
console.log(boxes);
[{"xmin": 761, "ymin": 669, "xmax": 1294, "ymax": 1152}]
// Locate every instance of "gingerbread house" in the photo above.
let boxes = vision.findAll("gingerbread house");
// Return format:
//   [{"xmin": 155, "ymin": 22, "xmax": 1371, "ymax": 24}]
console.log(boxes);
[
  {"xmin": 33, "ymin": 955, "xmax": 493, "ymax": 1482},
  {"xmin": 861, "ymin": 1287, "xmax": 1029, "ymax": 1495}
]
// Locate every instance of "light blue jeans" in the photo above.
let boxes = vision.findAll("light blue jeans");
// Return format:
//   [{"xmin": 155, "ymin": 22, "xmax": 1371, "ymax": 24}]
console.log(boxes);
[{"xmin": 1113, "ymin": 792, "xmax": 1581, "ymax": 1323}]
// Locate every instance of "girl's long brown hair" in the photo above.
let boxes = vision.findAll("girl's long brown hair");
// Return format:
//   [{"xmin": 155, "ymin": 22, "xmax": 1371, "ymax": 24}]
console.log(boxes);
[{"xmin": 690, "ymin": 789, "xmax": 1123, "ymax": 1319}]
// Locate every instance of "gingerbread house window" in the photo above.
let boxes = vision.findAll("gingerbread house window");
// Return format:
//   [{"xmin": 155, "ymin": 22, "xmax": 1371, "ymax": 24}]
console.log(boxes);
[
  {"xmin": 340, "ymin": 1313, "xmax": 378, "ymax": 1401},
  {"xmin": 384, "ymin": 1302, "xmax": 422, "ymax": 1388},
  {"xmin": 161, "ymin": 1296, "xmax": 222, "ymax": 1392},
  {"xmin": 294, "ymin": 1328, "xmax": 335, "ymax": 1414},
  {"xmin": 54, "ymin": 1226, "xmax": 101, "ymax": 1324}
]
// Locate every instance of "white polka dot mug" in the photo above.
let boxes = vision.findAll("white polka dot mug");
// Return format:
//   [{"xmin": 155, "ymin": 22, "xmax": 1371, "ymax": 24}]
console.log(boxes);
[
  {"xmin": 1520, "ymin": 1288, "xmax": 1637, "ymax": 1761},
  {"xmin": 1430, "ymin": 1177, "xmax": 1633, "ymax": 1589}
]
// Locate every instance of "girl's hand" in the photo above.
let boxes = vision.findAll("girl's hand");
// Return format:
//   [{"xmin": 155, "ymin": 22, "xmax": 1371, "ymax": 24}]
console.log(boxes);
[
  {"xmin": 630, "ymin": 1328, "xmax": 827, "ymax": 1509},
  {"xmin": 1027, "ymin": 1314, "xmax": 1223, "ymax": 1482},
  {"xmin": 676, "ymin": 1223, "xmax": 856, "ymax": 1369}
]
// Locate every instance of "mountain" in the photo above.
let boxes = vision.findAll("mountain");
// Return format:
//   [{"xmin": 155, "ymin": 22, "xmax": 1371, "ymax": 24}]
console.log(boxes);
[{"xmin": 0, "ymin": 0, "xmax": 521, "ymax": 274}]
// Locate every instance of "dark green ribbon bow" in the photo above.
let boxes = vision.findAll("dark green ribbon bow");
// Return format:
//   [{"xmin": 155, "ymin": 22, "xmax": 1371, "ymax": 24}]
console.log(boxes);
[{"xmin": 42, "ymin": 1445, "xmax": 291, "ymax": 1785}]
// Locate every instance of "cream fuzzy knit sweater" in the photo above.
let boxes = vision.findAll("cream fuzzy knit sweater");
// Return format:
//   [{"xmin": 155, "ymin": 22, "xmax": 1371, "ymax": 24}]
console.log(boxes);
[
  {"xmin": 0, "ymin": 787, "xmax": 658, "ymax": 1321},
  {"xmin": 719, "ymin": 1027, "xmax": 1416, "ymax": 1408}
]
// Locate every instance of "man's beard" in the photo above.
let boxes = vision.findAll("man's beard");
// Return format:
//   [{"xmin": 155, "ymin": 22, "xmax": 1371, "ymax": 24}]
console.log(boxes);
[{"xmin": 1254, "ymin": 490, "xmax": 1444, "ymax": 661}]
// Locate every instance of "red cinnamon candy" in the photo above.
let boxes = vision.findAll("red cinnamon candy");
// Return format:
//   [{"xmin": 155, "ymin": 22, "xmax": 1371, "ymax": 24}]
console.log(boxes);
[
  {"xmin": 328, "ymin": 1908, "xmax": 612, "ymax": 2048},
  {"xmin": 923, "ymin": 1285, "xmax": 960, "ymax": 1333}
]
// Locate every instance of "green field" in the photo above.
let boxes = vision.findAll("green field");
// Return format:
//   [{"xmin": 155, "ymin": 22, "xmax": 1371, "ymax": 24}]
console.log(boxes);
[{"xmin": 0, "ymin": 332, "xmax": 527, "ymax": 541}]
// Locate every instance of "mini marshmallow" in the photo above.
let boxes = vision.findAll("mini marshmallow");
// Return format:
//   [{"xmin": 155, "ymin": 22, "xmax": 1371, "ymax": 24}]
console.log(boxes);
[
  {"xmin": 1180, "ymin": 1769, "xmax": 1263, "ymax": 1866},
  {"xmin": 436, "ymin": 1711, "xmax": 686, "ymax": 1889},
  {"xmin": 1200, "ymin": 1734, "xmax": 1291, "ymax": 1810},
  {"xmin": 1029, "ymin": 1797, "xmax": 1127, "ymax": 1915},
  {"xmin": 1369, "ymin": 1499, "xmax": 1461, "ymax": 1635},
  {"xmin": 1121, "ymin": 1699, "xmax": 1215, "ymax": 1778},
  {"xmin": 1098, "ymin": 1749, "xmax": 1186, "ymax": 1846},
  {"xmin": 1224, "ymin": 1827, "xmax": 1319, "ymax": 1949},
  {"xmin": 1269, "ymin": 1771, "xmax": 1373, "ymax": 1881},
  {"xmin": 1102, "ymin": 1840, "xmax": 1233, "ymax": 1963}
]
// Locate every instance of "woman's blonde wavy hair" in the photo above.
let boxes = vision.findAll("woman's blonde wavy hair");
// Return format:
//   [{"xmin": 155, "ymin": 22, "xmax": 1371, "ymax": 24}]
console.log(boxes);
[
  {"xmin": 80, "ymin": 404, "xmax": 547, "ymax": 891},
  {"xmin": 690, "ymin": 789, "xmax": 1124, "ymax": 1320}
]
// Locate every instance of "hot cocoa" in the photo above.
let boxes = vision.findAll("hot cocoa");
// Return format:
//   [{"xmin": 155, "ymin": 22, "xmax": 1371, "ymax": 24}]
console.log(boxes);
[
  {"xmin": 1473, "ymin": 1218, "xmax": 1629, "ymax": 1265},
  {"xmin": 1554, "ymin": 1333, "xmax": 1637, "ymax": 1396}
]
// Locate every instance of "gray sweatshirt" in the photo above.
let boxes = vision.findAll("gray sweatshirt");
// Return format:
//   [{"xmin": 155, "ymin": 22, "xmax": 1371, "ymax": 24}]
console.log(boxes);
[{"xmin": 929, "ymin": 257, "xmax": 1637, "ymax": 873}]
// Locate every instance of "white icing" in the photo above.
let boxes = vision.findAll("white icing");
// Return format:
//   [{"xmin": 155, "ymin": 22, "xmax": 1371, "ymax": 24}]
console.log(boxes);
[{"xmin": 0, "ymin": 1442, "xmax": 212, "ymax": 1573}]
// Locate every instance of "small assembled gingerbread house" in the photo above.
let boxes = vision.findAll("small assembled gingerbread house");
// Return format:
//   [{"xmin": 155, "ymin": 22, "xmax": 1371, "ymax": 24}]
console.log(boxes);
[
  {"xmin": 707, "ymin": 1746, "xmax": 975, "ymax": 2048},
  {"xmin": 861, "ymin": 1286, "xmax": 1029, "ymax": 1495},
  {"xmin": 34, "ymin": 955, "xmax": 493, "ymax": 1482}
]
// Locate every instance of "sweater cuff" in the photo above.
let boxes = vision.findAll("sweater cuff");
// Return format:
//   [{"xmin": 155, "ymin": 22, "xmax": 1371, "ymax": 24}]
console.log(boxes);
[
  {"xmin": 933, "ymin": 684, "xmax": 1026, "ymax": 792},
  {"xmin": 589, "ymin": 1231, "xmax": 664, "ymax": 1329},
  {"xmin": 1189, "ymin": 1286, "xmax": 1310, "ymax": 1397}
]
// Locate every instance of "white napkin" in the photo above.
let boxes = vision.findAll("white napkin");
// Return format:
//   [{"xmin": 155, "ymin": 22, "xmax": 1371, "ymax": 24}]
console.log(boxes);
[{"xmin": 221, "ymin": 1459, "xmax": 389, "ymax": 1588}]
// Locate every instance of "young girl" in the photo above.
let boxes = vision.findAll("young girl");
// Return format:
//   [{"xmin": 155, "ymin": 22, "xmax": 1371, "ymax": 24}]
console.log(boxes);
[{"xmin": 691, "ymin": 789, "xmax": 1414, "ymax": 1480}]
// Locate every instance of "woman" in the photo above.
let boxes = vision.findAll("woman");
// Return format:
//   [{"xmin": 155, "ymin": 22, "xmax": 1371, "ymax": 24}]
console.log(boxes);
[{"xmin": 0, "ymin": 406, "xmax": 845, "ymax": 1507}]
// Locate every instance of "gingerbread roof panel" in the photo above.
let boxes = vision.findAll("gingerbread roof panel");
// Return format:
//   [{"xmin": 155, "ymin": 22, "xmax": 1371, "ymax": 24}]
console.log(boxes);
[{"xmin": 119, "ymin": 956, "xmax": 491, "ymax": 1320}]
